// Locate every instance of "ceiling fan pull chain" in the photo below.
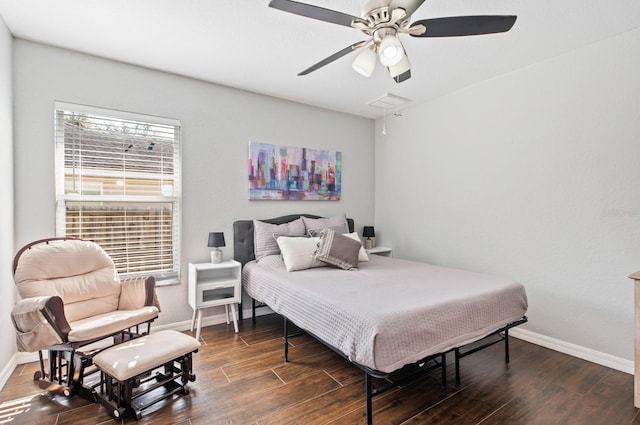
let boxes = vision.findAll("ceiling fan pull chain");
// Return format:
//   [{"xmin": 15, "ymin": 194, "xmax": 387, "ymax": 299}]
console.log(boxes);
[{"xmin": 382, "ymin": 102, "xmax": 387, "ymax": 135}]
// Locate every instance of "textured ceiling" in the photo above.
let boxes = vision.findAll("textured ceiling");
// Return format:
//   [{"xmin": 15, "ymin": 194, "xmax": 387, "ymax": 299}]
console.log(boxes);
[{"xmin": 1, "ymin": 0, "xmax": 639, "ymax": 118}]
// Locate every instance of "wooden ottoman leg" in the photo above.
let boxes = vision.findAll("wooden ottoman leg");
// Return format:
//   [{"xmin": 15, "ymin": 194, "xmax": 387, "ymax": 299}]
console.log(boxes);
[
  {"xmin": 182, "ymin": 353, "xmax": 196, "ymax": 385},
  {"xmin": 123, "ymin": 379, "xmax": 142, "ymax": 420},
  {"xmin": 93, "ymin": 330, "xmax": 200, "ymax": 419},
  {"xmin": 95, "ymin": 372, "xmax": 126, "ymax": 419}
]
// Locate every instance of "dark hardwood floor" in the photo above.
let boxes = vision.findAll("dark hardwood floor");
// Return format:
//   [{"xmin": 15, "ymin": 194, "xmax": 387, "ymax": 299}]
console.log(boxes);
[{"xmin": 1, "ymin": 313, "xmax": 638, "ymax": 425}]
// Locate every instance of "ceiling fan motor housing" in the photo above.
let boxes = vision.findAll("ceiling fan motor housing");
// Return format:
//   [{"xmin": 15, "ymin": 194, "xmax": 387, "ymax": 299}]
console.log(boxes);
[
  {"xmin": 358, "ymin": 7, "xmax": 407, "ymax": 68},
  {"xmin": 364, "ymin": 6, "xmax": 391, "ymax": 27}
]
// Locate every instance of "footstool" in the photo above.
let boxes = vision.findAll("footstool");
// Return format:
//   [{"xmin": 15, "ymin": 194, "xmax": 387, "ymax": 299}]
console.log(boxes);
[{"xmin": 93, "ymin": 330, "xmax": 200, "ymax": 419}]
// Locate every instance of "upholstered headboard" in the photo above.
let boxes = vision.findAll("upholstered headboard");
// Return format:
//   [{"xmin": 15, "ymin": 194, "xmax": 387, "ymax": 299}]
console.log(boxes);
[{"xmin": 233, "ymin": 214, "xmax": 355, "ymax": 267}]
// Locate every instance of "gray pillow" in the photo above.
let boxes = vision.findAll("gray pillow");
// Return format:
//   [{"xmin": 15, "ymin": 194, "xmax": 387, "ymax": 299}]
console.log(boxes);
[
  {"xmin": 253, "ymin": 218, "xmax": 306, "ymax": 260},
  {"xmin": 314, "ymin": 228, "xmax": 360, "ymax": 270},
  {"xmin": 302, "ymin": 213, "xmax": 349, "ymax": 237}
]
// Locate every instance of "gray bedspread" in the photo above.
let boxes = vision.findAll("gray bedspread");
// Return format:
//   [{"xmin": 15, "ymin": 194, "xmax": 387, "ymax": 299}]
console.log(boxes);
[{"xmin": 242, "ymin": 254, "xmax": 528, "ymax": 373}]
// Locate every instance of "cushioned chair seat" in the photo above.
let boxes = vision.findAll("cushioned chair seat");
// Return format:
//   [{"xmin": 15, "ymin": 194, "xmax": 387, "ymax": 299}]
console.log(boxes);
[
  {"xmin": 68, "ymin": 306, "xmax": 160, "ymax": 342},
  {"xmin": 94, "ymin": 330, "xmax": 200, "ymax": 381}
]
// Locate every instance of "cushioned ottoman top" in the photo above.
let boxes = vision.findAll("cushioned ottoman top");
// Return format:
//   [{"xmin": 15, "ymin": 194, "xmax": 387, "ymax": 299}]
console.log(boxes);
[{"xmin": 93, "ymin": 330, "xmax": 200, "ymax": 381}]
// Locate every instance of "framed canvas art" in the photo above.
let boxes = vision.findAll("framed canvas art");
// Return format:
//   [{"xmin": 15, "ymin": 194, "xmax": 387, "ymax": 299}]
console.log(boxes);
[{"xmin": 248, "ymin": 142, "xmax": 341, "ymax": 200}]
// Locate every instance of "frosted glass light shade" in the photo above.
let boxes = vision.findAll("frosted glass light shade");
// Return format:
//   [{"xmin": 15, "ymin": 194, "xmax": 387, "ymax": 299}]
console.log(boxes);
[
  {"xmin": 352, "ymin": 47, "xmax": 377, "ymax": 77},
  {"xmin": 378, "ymin": 35, "xmax": 404, "ymax": 67},
  {"xmin": 389, "ymin": 54, "xmax": 411, "ymax": 78}
]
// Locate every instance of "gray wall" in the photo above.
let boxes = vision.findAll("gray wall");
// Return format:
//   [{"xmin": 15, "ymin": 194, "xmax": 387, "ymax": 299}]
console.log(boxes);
[
  {"xmin": 0, "ymin": 15, "xmax": 15, "ymax": 388},
  {"xmin": 375, "ymin": 28, "xmax": 640, "ymax": 369},
  {"xmin": 12, "ymin": 40, "xmax": 374, "ymax": 328}
]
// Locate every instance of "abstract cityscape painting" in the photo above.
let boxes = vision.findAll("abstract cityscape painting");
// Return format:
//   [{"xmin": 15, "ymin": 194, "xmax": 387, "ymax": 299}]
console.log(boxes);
[{"xmin": 248, "ymin": 142, "xmax": 341, "ymax": 200}]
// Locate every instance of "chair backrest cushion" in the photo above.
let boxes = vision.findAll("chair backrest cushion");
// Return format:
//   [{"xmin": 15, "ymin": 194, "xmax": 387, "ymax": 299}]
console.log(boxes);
[{"xmin": 14, "ymin": 239, "xmax": 122, "ymax": 322}]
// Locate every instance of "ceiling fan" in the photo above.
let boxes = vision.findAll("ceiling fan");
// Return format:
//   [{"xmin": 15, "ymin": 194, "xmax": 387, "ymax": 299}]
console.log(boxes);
[{"xmin": 268, "ymin": 0, "xmax": 517, "ymax": 83}]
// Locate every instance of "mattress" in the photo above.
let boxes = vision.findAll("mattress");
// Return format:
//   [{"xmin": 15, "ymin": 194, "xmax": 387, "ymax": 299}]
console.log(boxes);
[{"xmin": 242, "ymin": 254, "xmax": 528, "ymax": 373}]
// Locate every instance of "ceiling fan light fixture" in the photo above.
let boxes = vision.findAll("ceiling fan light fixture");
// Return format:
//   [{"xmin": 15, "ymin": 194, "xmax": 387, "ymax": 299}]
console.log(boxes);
[
  {"xmin": 378, "ymin": 35, "xmax": 404, "ymax": 67},
  {"xmin": 352, "ymin": 46, "xmax": 377, "ymax": 77},
  {"xmin": 389, "ymin": 53, "xmax": 411, "ymax": 83},
  {"xmin": 389, "ymin": 53, "xmax": 410, "ymax": 77}
]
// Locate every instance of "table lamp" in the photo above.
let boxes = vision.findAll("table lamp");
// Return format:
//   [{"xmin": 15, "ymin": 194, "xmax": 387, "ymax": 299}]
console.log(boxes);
[
  {"xmin": 363, "ymin": 226, "xmax": 375, "ymax": 250},
  {"xmin": 208, "ymin": 232, "xmax": 225, "ymax": 264}
]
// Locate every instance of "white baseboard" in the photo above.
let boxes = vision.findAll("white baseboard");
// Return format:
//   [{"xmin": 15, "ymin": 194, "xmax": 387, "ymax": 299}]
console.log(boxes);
[
  {"xmin": 0, "ymin": 353, "xmax": 18, "ymax": 391},
  {"xmin": 510, "ymin": 328, "xmax": 633, "ymax": 375}
]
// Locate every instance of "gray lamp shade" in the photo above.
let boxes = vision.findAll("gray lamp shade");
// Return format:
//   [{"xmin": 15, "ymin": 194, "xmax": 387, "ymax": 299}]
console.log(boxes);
[
  {"xmin": 363, "ymin": 226, "xmax": 375, "ymax": 238},
  {"xmin": 208, "ymin": 232, "xmax": 225, "ymax": 248}
]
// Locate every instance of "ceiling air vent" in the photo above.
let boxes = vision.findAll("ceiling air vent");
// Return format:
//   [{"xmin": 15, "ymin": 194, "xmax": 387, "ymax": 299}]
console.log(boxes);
[{"xmin": 366, "ymin": 93, "xmax": 412, "ymax": 110}]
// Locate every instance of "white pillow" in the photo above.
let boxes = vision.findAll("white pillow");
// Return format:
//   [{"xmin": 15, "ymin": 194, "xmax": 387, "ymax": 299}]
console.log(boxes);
[
  {"xmin": 276, "ymin": 236, "xmax": 327, "ymax": 272},
  {"xmin": 343, "ymin": 232, "xmax": 370, "ymax": 262}
]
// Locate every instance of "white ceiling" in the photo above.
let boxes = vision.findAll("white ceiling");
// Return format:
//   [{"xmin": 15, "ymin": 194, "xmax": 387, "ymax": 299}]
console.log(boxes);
[{"xmin": 1, "ymin": 0, "xmax": 639, "ymax": 119}]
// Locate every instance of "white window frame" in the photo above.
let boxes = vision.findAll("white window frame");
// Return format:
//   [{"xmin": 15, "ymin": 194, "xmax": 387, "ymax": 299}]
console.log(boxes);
[{"xmin": 54, "ymin": 102, "xmax": 182, "ymax": 285}]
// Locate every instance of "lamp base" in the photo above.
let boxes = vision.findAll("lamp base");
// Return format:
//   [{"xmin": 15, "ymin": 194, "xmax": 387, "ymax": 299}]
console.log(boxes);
[
  {"xmin": 364, "ymin": 238, "xmax": 373, "ymax": 250},
  {"xmin": 210, "ymin": 248, "xmax": 222, "ymax": 264}
]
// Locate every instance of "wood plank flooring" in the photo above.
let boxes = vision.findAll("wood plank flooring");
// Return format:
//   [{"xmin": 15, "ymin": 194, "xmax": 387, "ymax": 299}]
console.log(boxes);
[{"xmin": 1, "ymin": 313, "xmax": 638, "ymax": 425}]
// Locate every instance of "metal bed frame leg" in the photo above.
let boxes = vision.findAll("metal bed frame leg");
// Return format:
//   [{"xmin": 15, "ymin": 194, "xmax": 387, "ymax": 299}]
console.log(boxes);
[
  {"xmin": 283, "ymin": 317, "xmax": 289, "ymax": 362},
  {"xmin": 504, "ymin": 329, "xmax": 510, "ymax": 363},
  {"xmin": 453, "ymin": 322, "xmax": 520, "ymax": 388},
  {"xmin": 365, "ymin": 372, "xmax": 373, "ymax": 425},
  {"xmin": 454, "ymin": 348, "xmax": 461, "ymax": 387},
  {"xmin": 441, "ymin": 353, "xmax": 447, "ymax": 394},
  {"xmin": 252, "ymin": 299, "xmax": 257, "ymax": 325},
  {"xmin": 281, "ymin": 317, "xmax": 307, "ymax": 362}
]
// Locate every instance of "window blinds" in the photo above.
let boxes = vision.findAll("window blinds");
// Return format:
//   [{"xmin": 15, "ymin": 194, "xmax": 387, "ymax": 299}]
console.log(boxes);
[{"xmin": 54, "ymin": 103, "xmax": 182, "ymax": 284}]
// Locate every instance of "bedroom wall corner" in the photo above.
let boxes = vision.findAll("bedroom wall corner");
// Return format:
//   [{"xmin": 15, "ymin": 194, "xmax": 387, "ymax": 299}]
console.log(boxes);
[
  {"xmin": 373, "ymin": 28, "xmax": 640, "ymax": 366},
  {"xmin": 0, "ymin": 13, "xmax": 17, "ymax": 390}
]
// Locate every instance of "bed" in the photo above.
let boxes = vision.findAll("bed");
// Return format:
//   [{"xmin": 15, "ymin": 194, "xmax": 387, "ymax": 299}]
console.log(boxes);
[{"xmin": 233, "ymin": 214, "xmax": 528, "ymax": 424}]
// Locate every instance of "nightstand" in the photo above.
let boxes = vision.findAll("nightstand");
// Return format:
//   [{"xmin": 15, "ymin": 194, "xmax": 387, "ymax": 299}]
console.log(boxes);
[
  {"xmin": 366, "ymin": 246, "xmax": 392, "ymax": 257},
  {"xmin": 188, "ymin": 260, "xmax": 241, "ymax": 340}
]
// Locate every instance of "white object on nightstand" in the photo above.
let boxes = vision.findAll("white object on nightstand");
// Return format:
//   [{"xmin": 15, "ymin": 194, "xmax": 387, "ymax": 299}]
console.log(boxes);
[
  {"xmin": 366, "ymin": 246, "xmax": 392, "ymax": 257},
  {"xmin": 188, "ymin": 260, "xmax": 241, "ymax": 340}
]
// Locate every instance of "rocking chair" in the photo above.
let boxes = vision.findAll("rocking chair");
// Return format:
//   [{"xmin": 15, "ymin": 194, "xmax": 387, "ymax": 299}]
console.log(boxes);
[{"xmin": 10, "ymin": 238, "xmax": 160, "ymax": 401}]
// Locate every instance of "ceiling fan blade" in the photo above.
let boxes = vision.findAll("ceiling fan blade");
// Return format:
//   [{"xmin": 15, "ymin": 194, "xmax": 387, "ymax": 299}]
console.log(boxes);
[
  {"xmin": 393, "ymin": 69, "xmax": 411, "ymax": 83},
  {"xmin": 410, "ymin": 15, "xmax": 517, "ymax": 37},
  {"xmin": 389, "ymin": 0, "xmax": 427, "ymax": 17},
  {"xmin": 269, "ymin": 0, "xmax": 361, "ymax": 27},
  {"xmin": 298, "ymin": 41, "xmax": 368, "ymax": 76}
]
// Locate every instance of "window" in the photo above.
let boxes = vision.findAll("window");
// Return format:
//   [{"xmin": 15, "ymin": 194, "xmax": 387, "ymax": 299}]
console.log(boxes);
[{"xmin": 55, "ymin": 102, "xmax": 181, "ymax": 285}]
